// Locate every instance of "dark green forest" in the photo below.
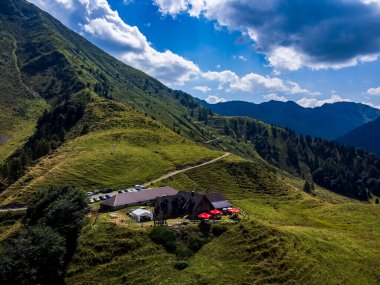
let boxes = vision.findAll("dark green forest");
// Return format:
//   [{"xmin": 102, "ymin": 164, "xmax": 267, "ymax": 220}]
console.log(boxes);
[
  {"xmin": 217, "ymin": 117, "xmax": 380, "ymax": 200},
  {"xmin": 0, "ymin": 185, "xmax": 86, "ymax": 285}
]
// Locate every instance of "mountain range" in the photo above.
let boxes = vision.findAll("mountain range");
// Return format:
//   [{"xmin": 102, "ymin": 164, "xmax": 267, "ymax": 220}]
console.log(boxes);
[
  {"xmin": 337, "ymin": 117, "xmax": 380, "ymax": 157},
  {"xmin": 200, "ymin": 100, "xmax": 380, "ymax": 140}
]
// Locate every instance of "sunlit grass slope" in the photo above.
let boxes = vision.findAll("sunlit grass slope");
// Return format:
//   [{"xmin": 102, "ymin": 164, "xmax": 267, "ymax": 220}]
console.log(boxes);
[
  {"xmin": 0, "ymin": 96, "xmax": 221, "ymax": 206},
  {"xmin": 0, "ymin": 211, "xmax": 24, "ymax": 243},
  {"xmin": 67, "ymin": 156, "xmax": 380, "ymax": 285}
]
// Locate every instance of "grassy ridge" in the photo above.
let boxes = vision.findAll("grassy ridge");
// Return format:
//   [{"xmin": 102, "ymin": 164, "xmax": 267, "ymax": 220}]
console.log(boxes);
[
  {"xmin": 1, "ymin": 0, "xmax": 215, "ymax": 142},
  {"xmin": 0, "ymin": 96, "xmax": 221, "ymax": 206},
  {"xmin": 0, "ymin": 99, "xmax": 46, "ymax": 164},
  {"xmin": 0, "ymin": 31, "xmax": 47, "ymax": 163},
  {"xmin": 66, "ymin": 221, "xmax": 178, "ymax": 285},
  {"xmin": 66, "ymin": 156, "xmax": 380, "ymax": 284}
]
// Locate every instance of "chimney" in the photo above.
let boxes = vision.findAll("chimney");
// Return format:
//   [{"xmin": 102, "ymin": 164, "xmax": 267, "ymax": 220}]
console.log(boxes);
[{"xmin": 191, "ymin": 191, "xmax": 195, "ymax": 197}]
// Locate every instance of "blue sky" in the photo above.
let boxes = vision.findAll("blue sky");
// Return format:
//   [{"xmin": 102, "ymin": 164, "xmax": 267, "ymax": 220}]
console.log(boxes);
[{"xmin": 29, "ymin": 0, "xmax": 380, "ymax": 108}]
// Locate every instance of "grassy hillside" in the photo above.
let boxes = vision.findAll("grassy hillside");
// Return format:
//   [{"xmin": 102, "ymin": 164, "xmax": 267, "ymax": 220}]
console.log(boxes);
[
  {"xmin": 0, "ymin": 96, "xmax": 221, "ymax": 206},
  {"xmin": 0, "ymin": 0, "xmax": 214, "ymax": 141},
  {"xmin": 66, "ymin": 156, "xmax": 380, "ymax": 284},
  {"xmin": 0, "ymin": 29, "xmax": 47, "ymax": 163},
  {"xmin": 0, "ymin": 211, "xmax": 24, "ymax": 242},
  {"xmin": 0, "ymin": 0, "xmax": 221, "ymax": 199}
]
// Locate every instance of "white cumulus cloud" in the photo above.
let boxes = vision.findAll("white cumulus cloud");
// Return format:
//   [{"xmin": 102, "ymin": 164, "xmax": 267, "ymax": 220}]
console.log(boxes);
[
  {"xmin": 297, "ymin": 95, "xmax": 352, "ymax": 108},
  {"xmin": 154, "ymin": 0, "xmax": 380, "ymax": 72},
  {"xmin": 362, "ymin": 101, "xmax": 380, "ymax": 109},
  {"xmin": 263, "ymin": 93, "xmax": 288, "ymax": 102},
  {"xmin": 230, "ymin": 73, "xmax": 288, "ymax": 93},
  {"xmin": 205, "ymin": 95, "xmax": 226, "ymax": 104},
  {"xmin": 29, "ymin": 0, "xmax": 200, "ymax": 86},
  {"xmin": 153, "ymin": 0, "xmax": 205, "ymax": 17},
  {"xmin": 367, "ymin": 86, "xmax": 380, "ymax": 96},
  {"xmin": 202, "ymin": 70, "xmax": 319, "ymax": 96},
  {"xmin": 28, "ymin": 0, "xmax": 322, "ymax": 97},
  {"xmin": 194, "ymin": 86, "xmax": 212, "ymax": 93}
]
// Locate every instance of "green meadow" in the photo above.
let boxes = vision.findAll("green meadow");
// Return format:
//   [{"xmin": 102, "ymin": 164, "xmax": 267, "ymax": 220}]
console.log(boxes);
[{"xmin": 65, "ymin": 156, "xmax": 380, "ymax": 284}]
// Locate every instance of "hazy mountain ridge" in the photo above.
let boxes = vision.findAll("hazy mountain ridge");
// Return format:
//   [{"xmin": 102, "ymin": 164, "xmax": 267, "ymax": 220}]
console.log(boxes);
[
  {"xmin": 200, "ymin": 100, "xmax": 380, "ymax": 139},
  {"xmin": 337, "ymin": 117, "xmax": 380, "ymax": 157}
]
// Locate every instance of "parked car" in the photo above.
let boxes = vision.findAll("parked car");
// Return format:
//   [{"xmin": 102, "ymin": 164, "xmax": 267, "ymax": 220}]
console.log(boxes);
[
  {"xmin": 105, "ymin": 194, "xmax": 113, "ymax": 198},
  {"xmin": 88, "ymin": 199, "xmax": 95, "ymax": 203},
  {"xmin": 134, "ymin": 185, "xmax": 142, "ymax": 191},
  {"xmin": 105, "ymin": 188, "xmax": 113, "ymax": 193},
  {"xmin": 94, "ymin": 197, "xmax": 101, "ymax": 202},
  {"xmin": 87, "ymin": 192, "xmax": 94, "ymax": 196},
  {"xmin": 93, "ymin": 190, "xmax": 100, "ymax": 194},
  {"xmin": 99, "ymin": 195, "xmax": 107, "ymax": 200},
  {"xmin": 118, "ymin": 190, "xmax": 123, "ymax": 193}
]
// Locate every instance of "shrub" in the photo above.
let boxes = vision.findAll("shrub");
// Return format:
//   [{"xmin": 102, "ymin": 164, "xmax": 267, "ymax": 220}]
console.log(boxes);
[
  {"xmin": 149, "ymin": 227, "xmax": 176, "ymax": 244},
  {"xmin": 198, "ymin": 220, "xmax": 211, "ymax": 236},
  {"xmin": 149, "ymin": 227, "xmax": 177, "ymax": 253},
  {"xmin": 187, "ymin": 233, "xmax": 205, "ymax": 252},
  {"xmin": 175, "ymin": 244, "xmax": 194, "ymax": 260},
  {"xmin": 212, "ymin": 224, "xmax": 227, "ymax": 237},
  {"xmin": 174, "ymin": 261, "xmax": 189, "ymax": 270},
  {"xmin": 165, "ymin": 240, "xmax": 177, "ymax": 253}
]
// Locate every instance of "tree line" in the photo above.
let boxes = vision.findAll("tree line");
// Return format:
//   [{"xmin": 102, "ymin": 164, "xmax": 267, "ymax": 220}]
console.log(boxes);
[
  {"xmin": 0, "ymin": 185, "xmax": 87, "ymax": 285},
  {"xmin": 221, "ymin": 118, "xmax": 380, "ymax": 201},
  {"xmin": 0, "ymin": 92, "xmax": 91, "ymax": 188}
]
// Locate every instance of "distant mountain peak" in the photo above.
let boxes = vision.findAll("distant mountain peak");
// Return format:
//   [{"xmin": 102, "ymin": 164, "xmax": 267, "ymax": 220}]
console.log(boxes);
[{"xmin": 201, "ymin": 99, "xmax": 380, "ymax": 139}]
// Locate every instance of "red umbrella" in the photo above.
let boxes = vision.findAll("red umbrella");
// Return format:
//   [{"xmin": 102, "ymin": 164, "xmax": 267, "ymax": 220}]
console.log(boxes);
[
  {"xmin": 198, "ymin": 213, "xmax": 212, "ymax": 219},
  {"xmin": 227, "ymin": 208, "xmax": 240, "ymax": 214},
  {"xmin": 209, "ymin": 209, "xmax": 222, "ymax": 215}
]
